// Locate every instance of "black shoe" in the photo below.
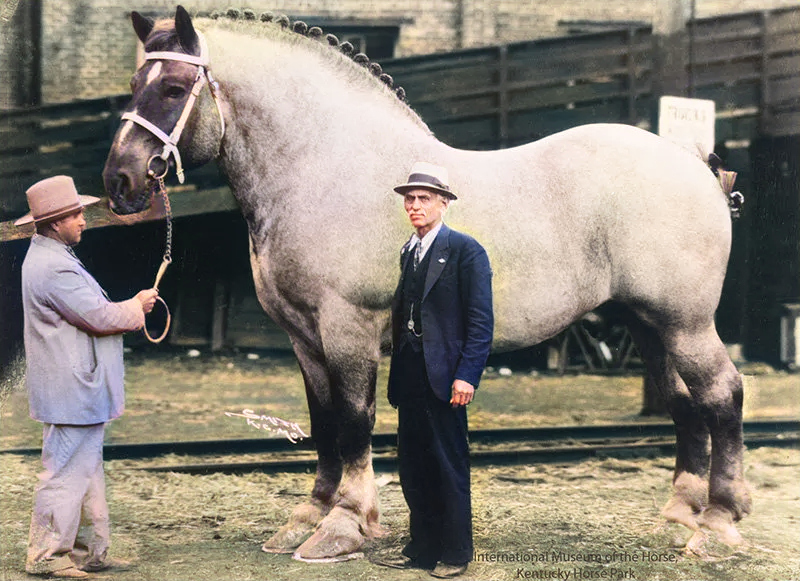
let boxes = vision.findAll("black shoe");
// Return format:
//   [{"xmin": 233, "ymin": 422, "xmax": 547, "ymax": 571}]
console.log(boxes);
[
  {"xmin": 430, "ymin": 561, "xmax": 469, "ymax": 578},
  {"xmin": 373, "ymin": 554, "xmax": 435, "ymax": 570}
]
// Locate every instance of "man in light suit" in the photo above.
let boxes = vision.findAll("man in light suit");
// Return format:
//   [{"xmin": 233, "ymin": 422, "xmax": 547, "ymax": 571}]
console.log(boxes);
[
  {"xmin": 382, "ymin": 162, "xmax": 493, "ymax": 579},
  {"xmin": 14, "ymin": 176, "xmax": 158, "ymax": 578}
]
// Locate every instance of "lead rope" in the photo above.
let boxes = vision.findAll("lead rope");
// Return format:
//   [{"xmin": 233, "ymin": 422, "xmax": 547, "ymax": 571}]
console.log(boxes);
[{"xmin": 143, "ymin": 174, "xmax": 173, "ymax": 343}]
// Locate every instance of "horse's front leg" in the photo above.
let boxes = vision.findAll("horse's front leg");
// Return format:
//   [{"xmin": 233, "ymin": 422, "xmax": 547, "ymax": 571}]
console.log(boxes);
[
  {"xmin": 262, "ymin": 339, "xmax": 342, "ymax": 553},
  {"xmin": 292, "ymin": 303, "xmax": 384, "ymax": 562}
]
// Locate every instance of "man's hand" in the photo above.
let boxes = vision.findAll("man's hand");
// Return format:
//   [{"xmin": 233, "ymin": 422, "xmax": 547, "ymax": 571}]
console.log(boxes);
[
  {"xmin": 450, "ymin": 379, "xmax": 475, "ymax": 407},
  {"xmin": 135, "ymin": 289, "xmax": 159, "ymax": 314}
]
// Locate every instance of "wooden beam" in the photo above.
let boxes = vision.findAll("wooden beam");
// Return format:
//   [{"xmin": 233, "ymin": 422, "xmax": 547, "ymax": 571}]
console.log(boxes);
[
  {"xmin": 0, "ymin": 186, "xmax": 239, "ymax": 243},
  {"xmin": 497, "ymin": 45, "xmax": 508, "ymax": 149}
]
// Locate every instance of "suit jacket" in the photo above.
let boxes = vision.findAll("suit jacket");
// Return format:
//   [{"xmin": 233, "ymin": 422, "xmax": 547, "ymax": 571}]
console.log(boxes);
[
  {"xmin": 388, "ymin": 224, "xmax": 494, "ymax": 405},
  {"xmin": 21, "ymin": 234, "xmax": 145, "ymax": 425}
]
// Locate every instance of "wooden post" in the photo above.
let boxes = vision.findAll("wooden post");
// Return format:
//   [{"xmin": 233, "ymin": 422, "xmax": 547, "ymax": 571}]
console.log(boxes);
[
  {"xmin": 497, "ymin": 45, "xmax": 509, "ymax": 148},
  {"xmin": 626, "ymin": 27, "xmax": 637, "ymax": 124},
  {"xmin": 211, "ymin": 278, "xmax": 230, "ymax": 352},
  {"xmin": 651, "ymin": 0, "xmax": 691, "ymax": 129},
  {"xmin": 758, "ymin": 10, "xmax": 772, "ymax": 134}
]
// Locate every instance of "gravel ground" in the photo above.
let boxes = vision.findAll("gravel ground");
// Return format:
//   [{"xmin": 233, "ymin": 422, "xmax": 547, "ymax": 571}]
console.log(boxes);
[{"xmin": 1, "ymin": 352, "xmax": 797, "ymax": 581}]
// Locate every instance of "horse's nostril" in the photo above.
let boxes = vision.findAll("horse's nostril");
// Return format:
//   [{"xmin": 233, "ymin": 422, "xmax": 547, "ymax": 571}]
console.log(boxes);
[{"xmin": 110, "ymin": 172, "xmax": 131, "ymax": 199}]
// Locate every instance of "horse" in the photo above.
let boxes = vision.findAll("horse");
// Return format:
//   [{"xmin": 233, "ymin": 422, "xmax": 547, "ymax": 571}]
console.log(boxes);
[{"xmin": 103, "ymin": 6, "xmax": 750, "ymax": 562}]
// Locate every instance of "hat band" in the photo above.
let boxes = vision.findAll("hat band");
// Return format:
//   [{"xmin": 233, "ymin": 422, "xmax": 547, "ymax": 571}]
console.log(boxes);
[
  {"xmin": 33, "ymin": 201, "xmax": 82, "ymax": 223},
  {"xmin": 406, "ymin": 173, "xmax": 451, "ymax": 192}
]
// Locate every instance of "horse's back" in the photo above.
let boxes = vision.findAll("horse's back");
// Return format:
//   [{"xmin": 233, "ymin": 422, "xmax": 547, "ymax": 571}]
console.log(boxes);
[{"xmin": 444, "ymin": 124, "xmax": 732, "ymax": 348}]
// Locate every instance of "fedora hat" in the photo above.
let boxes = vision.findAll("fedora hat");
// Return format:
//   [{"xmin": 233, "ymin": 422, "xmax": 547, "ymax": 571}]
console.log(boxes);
[
  {"xmin": 14, "ymin": 176, "xmax": 100, "ymax": 227},
  {"xmin": 393, "ymin": 161, "xmax": 458, "ymax": 200}
]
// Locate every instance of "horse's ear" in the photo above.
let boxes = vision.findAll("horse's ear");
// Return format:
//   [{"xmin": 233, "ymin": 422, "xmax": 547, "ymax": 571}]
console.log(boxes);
[
  {"xmin": 175, "ymin": 5, "xmax": 199, "ymax": 56},
  {"xmin": 131, "ymin": 11, "xmax": 154, "ymax": 43}
]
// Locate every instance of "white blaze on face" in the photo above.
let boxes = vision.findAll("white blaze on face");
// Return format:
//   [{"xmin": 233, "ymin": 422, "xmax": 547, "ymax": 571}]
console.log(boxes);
[
  {"xmin": 116, "ymin": 62, "xmax": 160, "ymax": 144},
  {"xmin": 145, "ymin": 61, "xmax": 162, "ymax": 86},
  {"xmin": 117, "ymin": 108, "xmax": 137, "ymax": 143}
]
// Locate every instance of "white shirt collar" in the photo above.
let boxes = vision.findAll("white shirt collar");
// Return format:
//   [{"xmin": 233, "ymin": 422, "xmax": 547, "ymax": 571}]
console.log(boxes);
[{"xmin": 409, "ymin": 221, "xmax": 444, "ymax": 262}]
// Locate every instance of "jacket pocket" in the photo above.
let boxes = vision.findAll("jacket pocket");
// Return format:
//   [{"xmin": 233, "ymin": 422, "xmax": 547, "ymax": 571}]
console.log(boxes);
[
  {"xmin": 73, "ymin": 362, "xmax": 104, "ymax": 388},
  {"xmin": 72, "ymin": 335, "xmax": 102, "ymax": 388}
]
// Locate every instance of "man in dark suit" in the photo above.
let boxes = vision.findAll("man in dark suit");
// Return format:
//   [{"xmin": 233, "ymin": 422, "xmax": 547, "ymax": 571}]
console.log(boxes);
[{"xmin": 382, "ymin": 162, "xmax": 493, "ymax": 579}]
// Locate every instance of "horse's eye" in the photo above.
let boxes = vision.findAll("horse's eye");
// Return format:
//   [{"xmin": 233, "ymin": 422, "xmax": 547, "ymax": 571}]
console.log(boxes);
[{"xmin": 165, "ymin": 86, "xmax": 186, "ymax": 99}]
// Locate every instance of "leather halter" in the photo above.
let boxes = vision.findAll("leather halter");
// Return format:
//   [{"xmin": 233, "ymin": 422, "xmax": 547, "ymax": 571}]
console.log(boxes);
[{"xmin": 121, "ymin": 31, "xmax": 225, "ymax": 184}]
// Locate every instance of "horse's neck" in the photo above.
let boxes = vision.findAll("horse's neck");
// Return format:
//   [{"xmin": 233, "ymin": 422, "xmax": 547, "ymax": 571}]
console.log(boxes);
[{"xmin": 206, "ymin": 27, "xmax": 435, "ymax": 233}]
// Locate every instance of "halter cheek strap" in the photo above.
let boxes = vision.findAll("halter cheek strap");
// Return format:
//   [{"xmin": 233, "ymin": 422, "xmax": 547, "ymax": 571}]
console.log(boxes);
[{"xmin": 121, "ymin": 31, "xmax": 226, "ymax": 184}]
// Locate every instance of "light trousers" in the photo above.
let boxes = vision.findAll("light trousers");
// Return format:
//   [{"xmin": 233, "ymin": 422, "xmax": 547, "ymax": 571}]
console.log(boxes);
[{"xmin": 26, "ymin": 423, "xmax": 110, "ymax": 575}]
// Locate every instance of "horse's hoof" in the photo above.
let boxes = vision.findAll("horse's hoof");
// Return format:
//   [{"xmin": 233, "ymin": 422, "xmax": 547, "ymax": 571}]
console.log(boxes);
[
  {"xmin": 370, "ymin": 522, "xmax": 391, "ymax": 539},
  {"xmin": 661, "ymin": 497, "xmax": 700, "ymax": 531},
  {"xmin": 698, "ymin": 507, "xmax": 744, "ymax": 546},
  {"xmin": 262, "ymin": 501, "xmax": 329, "ymax": 553},
  {"xmin": 662, "ymin": 472, "xmax": 707, "ymax": 531},
  {"xmin": 293, "ymin": 508, "xmax": 365, "ymax": 561},
  {"xmin": 641, "ymin": 522, "xmax": 694, "ymax": 549},
  {"xmin": 261, "ymin": 525, "xmax": 314, "ymax": 553},
  {"xmin": 292, "ymin": 551, "xmax": 364, "ymax": 563},
  {"xmin": 683, "ymin": 530, "xmax": 708, "ymax": 557}
]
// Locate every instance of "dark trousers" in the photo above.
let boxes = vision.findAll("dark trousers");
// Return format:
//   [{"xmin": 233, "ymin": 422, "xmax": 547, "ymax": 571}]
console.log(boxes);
[{"xmin": 394, "ymin": 342, "xmax": 473, "ymax": 566}]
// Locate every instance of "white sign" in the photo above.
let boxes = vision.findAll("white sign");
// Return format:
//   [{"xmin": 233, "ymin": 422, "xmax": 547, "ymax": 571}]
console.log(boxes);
[{"xmin": 658, "ymin": 96, "xmax": 716, "ymax": 156}]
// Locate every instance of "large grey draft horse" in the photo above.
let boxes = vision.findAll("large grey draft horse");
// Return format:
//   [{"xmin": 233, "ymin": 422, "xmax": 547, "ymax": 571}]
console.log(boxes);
[{"xmin": 103, "ymin": 6, "xmax": 750, "ymax": 561}]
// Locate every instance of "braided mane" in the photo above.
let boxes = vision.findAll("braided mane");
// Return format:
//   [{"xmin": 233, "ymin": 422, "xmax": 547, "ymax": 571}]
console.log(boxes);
[{"xmin": 197, "ymin": 7, "xmax": 407, "ymax": 102}]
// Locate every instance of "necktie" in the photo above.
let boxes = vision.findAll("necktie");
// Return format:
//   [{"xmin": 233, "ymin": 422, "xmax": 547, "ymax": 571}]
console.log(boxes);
[{"xmin": 413, "ymin": 241, "xmax": 422, "ymax": 271}]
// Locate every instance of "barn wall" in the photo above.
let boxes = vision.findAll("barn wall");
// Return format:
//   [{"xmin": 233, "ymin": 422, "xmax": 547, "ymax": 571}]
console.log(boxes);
[
  {"xmin": 744, "ymin": 135, "xmax": 800, "ymax": 364},
  {"xmin": 22, "ymin": 0, "xmax": 800, "ymax": 105}
]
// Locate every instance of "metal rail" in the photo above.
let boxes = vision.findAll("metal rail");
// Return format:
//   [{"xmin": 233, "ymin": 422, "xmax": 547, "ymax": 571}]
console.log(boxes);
[
  {"xmin": 129, "ymin": 430, "xmax": 799, "ymax": 475},
  {"xmin": 3, "ymin": 420, "xmax": 797, "ymax": 463}
]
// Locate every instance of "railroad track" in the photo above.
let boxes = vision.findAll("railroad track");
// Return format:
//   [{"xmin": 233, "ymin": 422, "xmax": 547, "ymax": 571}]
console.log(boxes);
[{"xmin": 5, "ymin": 420, "xmax": 796, "ymax": 475}]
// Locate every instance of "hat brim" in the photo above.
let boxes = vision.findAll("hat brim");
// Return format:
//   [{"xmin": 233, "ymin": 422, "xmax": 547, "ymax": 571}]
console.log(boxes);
[
  {"xmin": 14, "ymin": 195, "xmax": 102, "ymax": 227},
  {"xmin": 393, "ymin": 183, "xmax": 458, "ymax": 200}
]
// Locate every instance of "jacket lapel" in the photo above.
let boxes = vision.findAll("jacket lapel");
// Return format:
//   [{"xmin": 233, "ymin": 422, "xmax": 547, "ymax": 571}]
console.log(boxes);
[
  {"xmin": 393, "ymin": 236, "xmax": 415, "ymax": 305},
  {"xmin": 422, "ymin": 224, "xmax": 451, "ymax": 301}
]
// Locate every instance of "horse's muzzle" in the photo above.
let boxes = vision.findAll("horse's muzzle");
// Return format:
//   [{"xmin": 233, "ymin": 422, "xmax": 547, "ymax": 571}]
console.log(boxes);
[{"xmin": 104, "ymin": 170, "xmax": 153, "ymax": 215}]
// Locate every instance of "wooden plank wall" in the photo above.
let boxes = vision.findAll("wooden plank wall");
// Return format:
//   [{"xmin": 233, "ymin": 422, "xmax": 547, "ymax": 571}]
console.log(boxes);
[
  {"xmin": 0, "ymin": 96, "xmax": 227, "ymax": 223},
  {"xmin": 383, "ymin": 6, "xmax": 800, "ymax": 150},
  {"xmin": 385, "ymin": 27, "xmax": 653, "ymax": 149},
  {"xmin": 0, "ymin": 96, "xmax": 127, "ymax": 219},
  {"xmin": 690, "ymin": 7, "xmax": 800, "ymax": 141}
]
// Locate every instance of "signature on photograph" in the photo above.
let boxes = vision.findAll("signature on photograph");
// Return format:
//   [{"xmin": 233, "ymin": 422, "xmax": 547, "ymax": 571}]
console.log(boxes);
[
  {"xmin": 224, "ymin": 409, "xmax": 309, "ymax": 443},
  {"xmin": 1, "ymin": 0, "xmax": 20, "ymax": 22}
]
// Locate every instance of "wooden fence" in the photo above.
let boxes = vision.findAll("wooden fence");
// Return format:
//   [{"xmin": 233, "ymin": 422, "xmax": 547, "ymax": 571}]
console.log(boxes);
[{"xmin": 382, "ymin": 6, "xmax": 800, "ymax": 149}]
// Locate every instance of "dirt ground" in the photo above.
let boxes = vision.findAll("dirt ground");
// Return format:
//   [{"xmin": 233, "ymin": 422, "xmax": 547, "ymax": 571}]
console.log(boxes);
[{"xmin": 1, "ymin": 351, "xmax": 798, "ymax": 581}]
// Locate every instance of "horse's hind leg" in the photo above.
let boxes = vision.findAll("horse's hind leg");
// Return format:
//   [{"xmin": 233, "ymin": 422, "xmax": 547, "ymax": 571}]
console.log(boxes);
[
  {"xmin": 663, "ymin": 322, "xmax": 751, "ymax": 545},
  {"xmin": 262, "ymin": 340, "xmax": 341, "ymax": 553},
  {"xmin": 627, "ymin": 318, "xmax": 710, "ymax": 531}
]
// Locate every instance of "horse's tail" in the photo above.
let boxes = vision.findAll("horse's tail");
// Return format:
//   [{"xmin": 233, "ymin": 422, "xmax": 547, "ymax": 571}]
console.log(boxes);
[{"xmin": 701, "ymin": 149, "xmax": 744, "ymax": 219}]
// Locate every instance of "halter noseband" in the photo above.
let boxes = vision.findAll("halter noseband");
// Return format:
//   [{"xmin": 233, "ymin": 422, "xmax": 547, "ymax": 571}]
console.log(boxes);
[{"xmin": 121, "ymin": 31, "xmax": 225, "ymax": 184}]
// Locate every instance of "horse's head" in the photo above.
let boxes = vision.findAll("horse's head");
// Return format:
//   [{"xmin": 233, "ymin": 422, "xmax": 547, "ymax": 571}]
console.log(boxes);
[{"xmin": 103, "ymin": 6, "xmax": 225, "ymax": 214}]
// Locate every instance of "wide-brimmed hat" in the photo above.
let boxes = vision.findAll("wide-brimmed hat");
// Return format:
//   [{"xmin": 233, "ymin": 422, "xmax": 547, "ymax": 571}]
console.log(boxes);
[
  {"xmin": 14, "ymin": 175, "xmax": 100, "ymax": 226},
  {"xmin": 393, "ymin": 161, "xmax": 458, "ymax": 200}
]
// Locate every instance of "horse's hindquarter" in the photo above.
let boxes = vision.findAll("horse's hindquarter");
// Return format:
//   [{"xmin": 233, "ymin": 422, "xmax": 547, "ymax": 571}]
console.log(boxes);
[{"xmin": 444, "ymin": 124, "xmax": 731, "ymax": 349}]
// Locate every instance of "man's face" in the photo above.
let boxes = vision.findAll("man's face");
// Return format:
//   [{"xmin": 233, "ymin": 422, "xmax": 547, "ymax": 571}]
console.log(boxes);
[
  {"xmin": 404, "ymin": 188, "xmax": 449, "ymax": 235},
  {"xmin": 52, "ymin": 210, "xmax": 86, "ymax": 246}
]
